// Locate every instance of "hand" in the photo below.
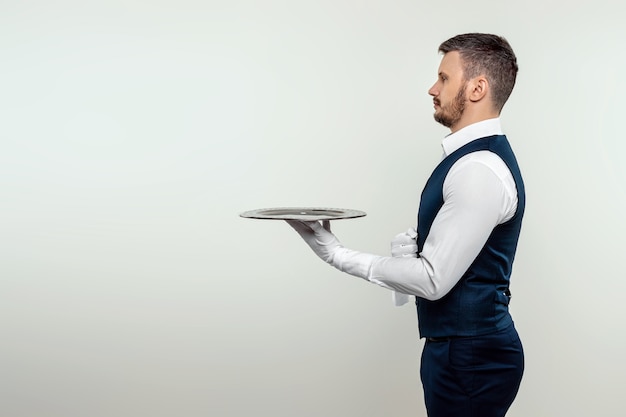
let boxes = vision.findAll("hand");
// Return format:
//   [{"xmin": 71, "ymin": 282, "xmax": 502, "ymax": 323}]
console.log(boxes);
[
  {"xmin": 286, "ymin": 220, "xmax": 379, "ymax": 279},
  {"xmin": 391, "ymin": 227, "xmax": 418, "ymax": 258},
  {"xmin": 286, "ymin": 220, "xmax": 343, "ymax": 263}
]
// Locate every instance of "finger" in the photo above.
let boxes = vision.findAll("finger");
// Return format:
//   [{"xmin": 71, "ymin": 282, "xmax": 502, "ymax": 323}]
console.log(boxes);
[
  {"xmin": 392, "ymin": 234, "xmax": 414, "ymax": 243},
  {"xmin": 322, "ymin": 220, "xmax": 331, "ymax": 232},
  {"xmin": 392, "ymin": 242, "xmax": 418, "ymax": 250},
  {"xmin": 306, "ymin": 220, "xmax": 325, "ymax": 233},
  {"xmin": 391, "ymin": 245, "xmax": 418, "ymax": 257},
  {"xmin": 392, "ymin": 228, "xmax": 417, "ymax": 242},
  {"xmin": 286, "ymin": 220, "xmax": 313, "ymax": 235},
  {"xmin": 393, "ymin": 231, "xmax": 407, "ymax": 240}
]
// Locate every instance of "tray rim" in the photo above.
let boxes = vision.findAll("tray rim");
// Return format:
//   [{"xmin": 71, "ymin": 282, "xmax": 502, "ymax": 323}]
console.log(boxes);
[{"xmin": 239, "ymin": 206, "xmax": 367, "ymax": 221}]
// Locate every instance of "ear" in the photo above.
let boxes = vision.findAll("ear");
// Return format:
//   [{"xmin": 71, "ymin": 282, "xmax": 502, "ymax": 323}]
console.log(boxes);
[{"xmin": 468, "ymin": 76, "xmax": 488, "ymax": 103}]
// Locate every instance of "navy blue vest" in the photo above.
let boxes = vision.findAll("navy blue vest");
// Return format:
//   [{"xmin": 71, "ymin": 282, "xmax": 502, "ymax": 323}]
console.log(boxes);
[{"xmin": 416, "ymin": 135, "xmax": 525, "ymax": 338}]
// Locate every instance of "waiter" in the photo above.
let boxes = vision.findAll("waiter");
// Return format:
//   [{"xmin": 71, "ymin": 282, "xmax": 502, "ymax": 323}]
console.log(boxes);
[{"xmin": 287, "ymin": 33, "xmax": 525, "ymax": 417}]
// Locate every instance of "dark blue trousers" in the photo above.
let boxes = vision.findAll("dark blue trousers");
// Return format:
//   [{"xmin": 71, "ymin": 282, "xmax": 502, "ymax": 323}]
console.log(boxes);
[{"xmin": 420, "ymin": 324, "xmax": 524, "ymax": 417}]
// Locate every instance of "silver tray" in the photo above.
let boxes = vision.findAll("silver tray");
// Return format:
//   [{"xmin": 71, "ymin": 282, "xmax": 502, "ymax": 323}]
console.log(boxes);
[{"xmin": 239, "ymin": 207, "xmax": 366, "ymax": 221}]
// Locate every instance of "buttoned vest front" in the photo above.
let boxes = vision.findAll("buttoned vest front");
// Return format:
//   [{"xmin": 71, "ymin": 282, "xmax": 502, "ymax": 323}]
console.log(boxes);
[{"xmin": 416, "ymin": 135, "xmax": 525, "ymax": 338}]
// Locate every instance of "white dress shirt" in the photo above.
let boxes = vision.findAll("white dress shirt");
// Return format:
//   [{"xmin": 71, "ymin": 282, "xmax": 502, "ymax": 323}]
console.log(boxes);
[{"xmin": 369, "ymin": 118, "xmax": 518, "ymax": 301}]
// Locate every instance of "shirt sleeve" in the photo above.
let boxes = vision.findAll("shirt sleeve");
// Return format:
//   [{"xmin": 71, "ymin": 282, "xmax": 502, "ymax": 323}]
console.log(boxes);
[{"xmin": 367, "ymin": 157, "xmax": 514, "ymax": 300}]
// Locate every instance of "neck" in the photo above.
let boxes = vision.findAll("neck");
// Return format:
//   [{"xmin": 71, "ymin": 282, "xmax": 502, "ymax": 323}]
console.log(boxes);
[{"xmin": 450, "ymin": 106, "xmax": 499, "ymax": 134}]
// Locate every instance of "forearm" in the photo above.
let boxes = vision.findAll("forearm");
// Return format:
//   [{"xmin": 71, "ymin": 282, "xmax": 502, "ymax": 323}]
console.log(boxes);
[
  {"xmin": 368, "ymin": 255, "xmax": 443, "ymax": 300},
  {"xmin": 330, "ymin": 248, "xmax": 445, "ymax": 300}
]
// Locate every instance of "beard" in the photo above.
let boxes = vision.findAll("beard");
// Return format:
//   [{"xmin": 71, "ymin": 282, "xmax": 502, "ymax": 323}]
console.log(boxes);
[{"xmin": 433, "ymin": 82, "xmax": 467, "ymax": 128}]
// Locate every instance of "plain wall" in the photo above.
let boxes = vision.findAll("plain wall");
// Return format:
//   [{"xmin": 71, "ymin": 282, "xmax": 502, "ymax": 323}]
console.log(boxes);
[{"xmin": 2, "ymin": 1, "xmax": 625, "ymax": 416}]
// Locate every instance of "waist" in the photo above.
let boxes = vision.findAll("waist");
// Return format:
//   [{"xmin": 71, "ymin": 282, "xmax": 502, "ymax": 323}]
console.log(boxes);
[{"xmin": 425, "ymin": 322, "xmax": 516, "ymax": 343}]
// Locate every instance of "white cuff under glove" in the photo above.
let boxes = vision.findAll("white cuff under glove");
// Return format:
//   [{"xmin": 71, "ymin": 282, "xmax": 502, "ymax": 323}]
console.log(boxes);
[
  {"xmin": 286, "ymin": 220, "xmax": 381, "ymax": 280},
  {"xmin": 389, "ymin": 227, "xmax": 418, "ymax": 306}
]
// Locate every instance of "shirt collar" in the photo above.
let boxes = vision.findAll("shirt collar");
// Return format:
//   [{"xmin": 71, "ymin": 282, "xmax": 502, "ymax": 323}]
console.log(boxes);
[{"xmin": 441, "ymin": 118, "xmax": 503, "ymax": 156}]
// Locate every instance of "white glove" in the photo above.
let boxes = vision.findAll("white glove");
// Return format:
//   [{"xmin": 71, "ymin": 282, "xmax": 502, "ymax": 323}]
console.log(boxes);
[
  {"xmin": 286, "ymin": 220, "xmax": 340, "ymax": 262},
  {"xmin": 390, "ymin": 227, "xmax": 418, "ymax": 306},
  {"xmin": 391, "ymin": 227, "xmax": 418, "ymax": 258},
  {"xmin": 286, "ymin": 220, "xmax": 380, "ymax": 280}
]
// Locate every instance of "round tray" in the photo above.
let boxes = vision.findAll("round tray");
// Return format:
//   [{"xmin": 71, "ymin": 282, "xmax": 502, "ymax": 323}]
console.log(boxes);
[{"xmin": 239, "ymin": 207, "xmax": 366, "ymax": 221}]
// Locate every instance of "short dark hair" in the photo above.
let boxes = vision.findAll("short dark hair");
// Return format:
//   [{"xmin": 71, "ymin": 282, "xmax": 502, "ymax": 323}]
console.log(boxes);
[{"xmin": 439, "ymin": 33, "xmax": 518, "ymax": 113}]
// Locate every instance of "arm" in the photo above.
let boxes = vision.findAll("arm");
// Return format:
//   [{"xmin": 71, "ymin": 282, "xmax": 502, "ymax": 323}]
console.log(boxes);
[
  {"xmin": 371, "ymin": 159, "xmax": 512, "ymax": 299},
  {"xmin": 287, "ymin": 158, "xmax": 514, "ymax": 300}
]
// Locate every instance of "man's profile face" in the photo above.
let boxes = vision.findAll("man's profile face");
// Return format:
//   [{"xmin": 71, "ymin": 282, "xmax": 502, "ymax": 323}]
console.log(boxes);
[{"xmin": 428, "ymin": 51, "xmax": 468, "ymax": 129}]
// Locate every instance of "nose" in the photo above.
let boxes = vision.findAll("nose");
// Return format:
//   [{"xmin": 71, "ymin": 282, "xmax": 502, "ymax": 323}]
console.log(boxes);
[{"xmin": 428, "ymin": 83, "xmax": 438, "ymax": 97}]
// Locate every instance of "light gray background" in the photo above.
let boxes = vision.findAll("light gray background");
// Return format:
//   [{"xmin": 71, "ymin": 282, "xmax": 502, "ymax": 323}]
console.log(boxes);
[{"xmin": 2, "ymin": 1, "xmax": 625, "ymax": 416}]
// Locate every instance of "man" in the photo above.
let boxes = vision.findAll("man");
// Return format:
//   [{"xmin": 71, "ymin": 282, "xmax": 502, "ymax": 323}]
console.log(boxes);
[{"xmin": 287, "ymin": 33, "xmax": 525, "ymax": 417}]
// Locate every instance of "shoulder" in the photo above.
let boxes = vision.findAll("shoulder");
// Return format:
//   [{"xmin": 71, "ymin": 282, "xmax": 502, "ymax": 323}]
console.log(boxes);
[
  {"xmin": 450, "ymin": 150, "xmax": 512, "ymax": 182},
  {"xmin": 444, "ymin": 150, "xmax": 518, "ymax": 222}
]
